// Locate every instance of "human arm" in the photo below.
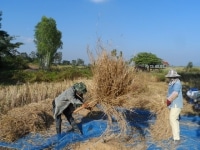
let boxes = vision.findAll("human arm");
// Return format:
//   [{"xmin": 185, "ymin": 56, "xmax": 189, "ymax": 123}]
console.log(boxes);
[
  {"xmin": 73, "ymin": 100, "xmax": 97, "ymax": 113},
  {"xmin": 166, "ymin": 91, "xmax": 179, "ymax": 106},
  {"xmin": 167, "ymin": 91, "xmax": 179, "ymax": 103},
  {"xmin": 166, "ymin": 82, "xmax": 181, "ymax": 106}
]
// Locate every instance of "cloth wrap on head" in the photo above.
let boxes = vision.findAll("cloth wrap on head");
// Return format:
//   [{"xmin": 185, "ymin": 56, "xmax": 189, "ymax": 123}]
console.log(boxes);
[{"xmin": 53, "ymin": 86, "xmax": 83, "ymax": 119}]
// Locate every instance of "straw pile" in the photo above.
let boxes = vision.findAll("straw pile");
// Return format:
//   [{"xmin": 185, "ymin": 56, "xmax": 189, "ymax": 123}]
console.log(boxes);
[
  {"xmin": 88, "ymin": 48, "xmax": 172, "ymax": 141},
  {"xmin": 0, "ymin": 98, "xmax": 53, "ymax": 142},
  {"xmin": 88, "ymin": 49, "xmax": 147, "ymax": 139}
]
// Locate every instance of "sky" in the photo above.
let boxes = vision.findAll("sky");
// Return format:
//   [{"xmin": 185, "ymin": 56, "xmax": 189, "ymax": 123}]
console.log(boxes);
[{"xmin": 1, "ymin": 0, "xmax": 200, "ymax": 66}]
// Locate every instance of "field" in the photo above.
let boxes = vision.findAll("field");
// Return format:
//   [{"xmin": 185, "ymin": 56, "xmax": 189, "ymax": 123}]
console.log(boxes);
[
  {"xmin": 0, "ymin": 51, "xmax": 200, "ymax": 149},
  {"xmin": 0, "ymin": 74, "xmax": 198, "ymax": 150}
]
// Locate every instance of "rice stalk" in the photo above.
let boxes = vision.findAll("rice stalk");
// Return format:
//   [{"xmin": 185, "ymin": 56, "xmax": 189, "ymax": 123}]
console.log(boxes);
[{"xmin": 0, "ymin": 80, "xmax": 75, "ymax": 114}]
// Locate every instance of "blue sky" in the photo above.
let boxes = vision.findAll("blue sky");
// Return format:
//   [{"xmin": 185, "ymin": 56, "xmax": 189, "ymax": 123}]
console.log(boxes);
[{"xmin": 1, "ymin": 0, "xmax": 200, "ymax": 66}]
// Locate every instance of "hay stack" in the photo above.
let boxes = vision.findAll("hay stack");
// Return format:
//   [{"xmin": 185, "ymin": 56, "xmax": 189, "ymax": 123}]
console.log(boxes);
[
  {"xmin": 0, "ymin": 99, "xmax": 54, "ymax": 142},
  {"xmin": 88, "ymin": 49, "xmax": 146, "ymax": 138},
  {"xmin": 88, "ymin": 49, "xmax": 172, "ymax": 141}
]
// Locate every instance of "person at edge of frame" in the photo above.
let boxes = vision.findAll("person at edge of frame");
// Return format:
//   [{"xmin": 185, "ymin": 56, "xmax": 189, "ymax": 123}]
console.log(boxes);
[{"xmin": 165, "ymin": 69, "xmax": 183, "ymax": 145}]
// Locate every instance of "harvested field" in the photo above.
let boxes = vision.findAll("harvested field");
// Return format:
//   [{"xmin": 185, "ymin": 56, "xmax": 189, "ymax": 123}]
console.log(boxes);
[{"xmin": 0, "ymin": 50, "xmax": 199, "ymax": 149}]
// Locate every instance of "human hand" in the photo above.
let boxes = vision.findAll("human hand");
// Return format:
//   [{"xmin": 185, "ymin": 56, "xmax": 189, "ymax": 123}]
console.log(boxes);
[
  {"xmin": 82, "ymin": 103, "xmax": 89, "ymax": 108},
  {"xmin": 166, "ymin": 99, "xmax": 171, "ymax": 106},
  {"xmin": 83, "ymin": 103, "xmax": 92, "ymax": 110}
]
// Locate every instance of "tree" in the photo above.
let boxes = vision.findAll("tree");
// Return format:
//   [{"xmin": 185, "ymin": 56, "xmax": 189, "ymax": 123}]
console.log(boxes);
[
  {"xmin": 62, "ymin": 60, "xmax": 70, "ymax": 65},
  {"xmin": 0, "ymin": 11, "xmax": 23, "ymax": 69},
  {"xmin": 130, "ymin": 52, "xmax": 162, "ymax": 71},
  {"xmin": 111, "ymin": 49, "xmax": 123, "ymax": 58},
  {"xmin": 29, "ymin": 51, "xmax": 37, "ymax": 62},
  {"xmin": 111, "ymin": 49, "xmax": 117, "ymax": 57},
  {"xmin": 186, "ymin": 61, "xmax": 193, "ymax": 72},
  {"xmin": 71, "ymin": 60, "xmax": 76, "ymax": 66},
  {"xmin": 53, "ymin": 52, "xmax": 62, "ymax": 64},
  {"xmin": 76, "ymin": 58, "xmax": 84, "ymax": 66},
  {"xmin": 20, "ymin": 52, "xmax": 28, "ymax": 58},
  {"xmin": 34, "ymin": 16, "xmax": 63, "ymax": 70}
]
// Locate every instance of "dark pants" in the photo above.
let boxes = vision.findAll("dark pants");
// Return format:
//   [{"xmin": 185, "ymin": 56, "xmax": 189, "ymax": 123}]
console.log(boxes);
[{"xmin": 52, "ymin": 100, "xmax": 80, "ymax": 134}]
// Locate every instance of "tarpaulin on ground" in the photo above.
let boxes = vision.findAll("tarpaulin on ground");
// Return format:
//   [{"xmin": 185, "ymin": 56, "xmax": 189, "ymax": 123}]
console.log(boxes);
[{"xmin": 0, "ymin": 109, "xmax": 199, "ymax": 150}]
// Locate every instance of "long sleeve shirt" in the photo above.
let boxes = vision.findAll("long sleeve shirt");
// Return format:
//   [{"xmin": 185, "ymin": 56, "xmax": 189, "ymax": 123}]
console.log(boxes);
[
  {"xmin": 53, "ymin": 86, "xmax": 83, "ymax": 119},
  {"xmin": 167, "ymin": 79, "xmax": 183, "ymax": 108}
]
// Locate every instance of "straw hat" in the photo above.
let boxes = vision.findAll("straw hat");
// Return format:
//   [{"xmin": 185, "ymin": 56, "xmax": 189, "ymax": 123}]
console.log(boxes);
[{"xmin": 165, "ymin": 69, "xmax": 181, "ymax": 78}]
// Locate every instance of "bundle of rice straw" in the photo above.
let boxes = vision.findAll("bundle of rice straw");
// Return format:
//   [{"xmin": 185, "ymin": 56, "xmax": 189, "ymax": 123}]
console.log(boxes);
[
  {"xmin": 123, "ymin": 80, "xmax": 172, "ymax": 141},
  {"xmin": 0, "ymin": 99, "xmax": 53, "ymax": 142},
  {"xmin": 87, "ymin": 49, "xmax": 146, "ymax": 139},
  {"xmin": 134, "ymin": 99, "xmax": 172, "ymax": 140},
  {"xmin": 88, "ymin": 47, "xmax": 172, "ymax": 141}
]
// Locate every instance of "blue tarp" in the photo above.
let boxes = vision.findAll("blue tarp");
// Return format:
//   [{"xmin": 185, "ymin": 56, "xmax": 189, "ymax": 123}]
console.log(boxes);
[{"xmin": 0, "ymin": 109, "xmax": 199, "ymax": 150}]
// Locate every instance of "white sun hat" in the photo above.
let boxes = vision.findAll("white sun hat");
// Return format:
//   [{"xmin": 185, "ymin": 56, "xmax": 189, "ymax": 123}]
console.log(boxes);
[{"xmin": 165, "ymin": 69, "xmax": 181, "ymax": 78}]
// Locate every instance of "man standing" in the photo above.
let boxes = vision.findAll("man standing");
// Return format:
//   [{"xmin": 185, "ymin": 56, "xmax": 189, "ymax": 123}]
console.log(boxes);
[
  {"xmin": 165, "ymin": 69, "xmax": 183, "ymax": 144},
  {"xmin": 52, "ymin": 82, "xmax": 88, "ymax": 134}
]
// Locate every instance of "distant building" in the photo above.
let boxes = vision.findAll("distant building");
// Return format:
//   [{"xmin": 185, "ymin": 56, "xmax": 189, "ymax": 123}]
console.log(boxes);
[
  {"xmin": 134, "ymin": 60, "xmax": 170, "ymax": 72},
  {"xmin": 162, "ymin": 60, "xmax": 170, "ymax": 67}
]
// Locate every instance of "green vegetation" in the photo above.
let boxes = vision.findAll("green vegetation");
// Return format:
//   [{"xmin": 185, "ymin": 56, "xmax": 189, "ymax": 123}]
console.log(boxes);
[
  {"xmin": 0, "ymin": 11, "xmax": 91, "ymax": 86},
  {"xmin": 130, "ymin": 52, "xmax": 162, "ymax": 71},
  {"xmin": 0, "ymin": 11, "xmax": 24, "ymax": 70},
  {"xmin": 0, "ymin": 65, "xmax": 92, "ymax": 85},
  {"xmin": 34, "ymin": 16, "xmax": 63, "ymax": 70}
]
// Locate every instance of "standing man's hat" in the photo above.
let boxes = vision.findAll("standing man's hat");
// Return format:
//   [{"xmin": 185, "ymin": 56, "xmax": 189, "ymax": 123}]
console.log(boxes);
[{"xmin": 165, "ymin": 69, "xmax": 181, "ymax": 78}]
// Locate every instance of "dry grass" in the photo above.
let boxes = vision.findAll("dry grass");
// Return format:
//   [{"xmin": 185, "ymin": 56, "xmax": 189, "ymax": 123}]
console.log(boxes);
[
  {"xmin": 69, "ymin": 137, "xmax": 143, "ymax": 150},
  {"xmin": 87, "ymin": 48, "xmax": 173, "ymax": 141},
  {"xmin": 0, "ymin": 48, "xmax": 194, "ymax": 146},
  {"xmin": 0, "ymin": 80, "xmax": 78, "ymax": 115},
  {"xmin": 88, "ymin": 49, "xmax": 147, "ymax": 139},
  {"xmin": 0, "ymin": 47, "xmax": 171, "ymax": 143},
  {"xmin": 0, "ymin": 98, "xmax": 53, "ymax": 142},
  {"xmin": 0, "ymin": 79, "xmax": 91, "ymax": 142},
  {"xmin": 121, "ymin": 73, "xmax": 172, "ymax": 140}
]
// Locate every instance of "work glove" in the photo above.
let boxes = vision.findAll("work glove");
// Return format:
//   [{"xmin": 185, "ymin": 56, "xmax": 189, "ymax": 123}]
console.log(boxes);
[{"xmin": 166, "ymin": 99, "xmax": 171, "ymax": 106}]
